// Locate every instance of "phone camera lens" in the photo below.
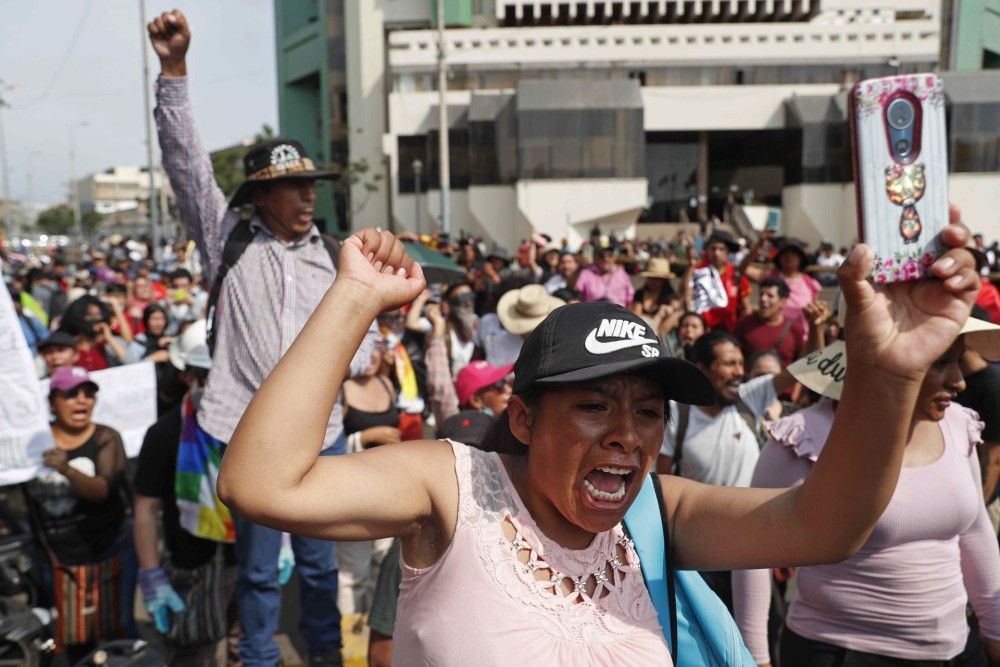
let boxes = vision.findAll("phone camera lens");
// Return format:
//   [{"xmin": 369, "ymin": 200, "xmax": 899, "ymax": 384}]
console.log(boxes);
[
  {"xmin": 895, "ymin": 139, "xmax": 911, "ymax": 155},
  {"xmin": 887, "ymin": 98, "xmax": 915, "ymax": 130}
]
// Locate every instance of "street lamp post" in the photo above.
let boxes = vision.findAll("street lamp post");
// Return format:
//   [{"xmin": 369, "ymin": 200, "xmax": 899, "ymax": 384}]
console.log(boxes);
[
  {"xmin": 412, "ymin": 159, "xmax": 423, "ymax": 235},
  {"xmin": 436, "ymin": 0, "xmax": 451, "ymax": 235},
  {"xmin": 69, "ymin": 121, "xmax": 89, "ymax": 240}
]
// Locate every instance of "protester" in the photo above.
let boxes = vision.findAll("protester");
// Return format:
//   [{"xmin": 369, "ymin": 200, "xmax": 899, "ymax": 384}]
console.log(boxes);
[
  {"xmin": 219, "ymin": 224, "xmax": 980, "ymax": 664},
  {"xmin": 733, "ymin": 326, "xmax": 1000, "ymax": 666},
  {"xmin": 36, "ymin": 330, "xmax": 80, "ymax": 379},
  {"xmin": 740, "ymin": 233, "xmax": 823, "ymax": 341},
  {"xmin": 25, "ymin": 366, "xmax": 128, "ymax": 662},
  {"xmin": 733, "ymin": 277, "xmax": 805, "ymax": 366},
  {"xmin": 454, "ymin": 360, "xmax": 514, "ymax": 415},
  {"xmin": 58, "ymin": 295, "xmax": 134, "ymax": 371},
  {"xmin": 339, "ymin": 338, "xmax": 399, "ymax": 619},
  {"xmin": 957, "ymin": 308, "xmax": 1000, "ymax": 507},
  {"xmin": 542, "ymin": 250, "xmax": 580, "ymax": 294},
  {"xmin": 631, "ymin": 257, "xmax": 677, "ymax": 322},
  {"xmin": 149, "ymin": 10, "xmax": 374, "ymax": 664},
  {"xmin": 683, "ymin": 230, "xmax": 752, "ymax": 332},
  {"xmin": 668, "ymin": 310, "xmax": 707, "ymax": 360},
  {"xmin": 407, "ymin": 285, "xmax": 477, "ymax": 379},
  {"xmin": 9, "ymin": 286, "xmax": 49, "ymax": 355},
  {"xmin": 133, "ymin": 321, "xmax": 235, "ymax": 667},
  {"xmin": 574, "ymin": 246, "xmax": 635, "ymax": 307},
  {"xmin": 814, "ymin": 241, "xmax": 844, "ymax": 286},
  {"xmin": 476, "ymin": 284, "xmax": 563, "ymax": 367}
]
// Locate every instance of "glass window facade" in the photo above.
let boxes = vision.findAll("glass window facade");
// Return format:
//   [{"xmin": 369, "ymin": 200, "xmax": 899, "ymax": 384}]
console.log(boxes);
[{"xmin": 948, "ymin": 103, "xmax": 1000, "ymax": 173}]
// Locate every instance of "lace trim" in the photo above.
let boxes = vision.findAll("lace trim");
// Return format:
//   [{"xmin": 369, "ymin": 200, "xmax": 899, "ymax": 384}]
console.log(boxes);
[{"xmin": 459, "ymin": 445, "xmax": 657, "ymax": 643}]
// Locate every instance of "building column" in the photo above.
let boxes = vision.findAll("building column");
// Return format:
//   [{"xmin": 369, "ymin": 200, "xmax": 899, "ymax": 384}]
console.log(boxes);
[{"xmin": 697, "ymin": 130, "xmax": 709, "ymax": 222}]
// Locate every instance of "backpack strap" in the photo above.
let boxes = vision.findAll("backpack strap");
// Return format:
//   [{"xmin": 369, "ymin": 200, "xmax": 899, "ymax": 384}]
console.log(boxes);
[
  {"xmin": 734, "ymin": 395, "xmax": 765, "ymax": 447},
  {"xmin": 623, "ymin": 474, "xmax": 678, "ymax": 663},
  {"xmin": 206, "ymin": 220, "xmax": 255, "ymax": 355},
  {"xmin": 673, "ymin": 403, "xmax": 691, "ymax": 474},
  {"xmin": 205, "ymin": 222, "xmax": 341, "ymax": 355}
]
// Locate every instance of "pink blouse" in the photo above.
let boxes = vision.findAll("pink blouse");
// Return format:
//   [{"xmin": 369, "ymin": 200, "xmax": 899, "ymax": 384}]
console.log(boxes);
[
  {"xmin": 393, "ymin": 441, "xmax": 670, "ymax": 665},
  {"xmin": 733, "ymin": 401, "xmax": 1000, "ymax": 662}
]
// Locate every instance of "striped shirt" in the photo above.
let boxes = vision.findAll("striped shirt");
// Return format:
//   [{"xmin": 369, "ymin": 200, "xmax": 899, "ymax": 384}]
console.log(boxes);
[{"xmin": 155, "ymin": 76, "xmax": 375, "ymax": 446}]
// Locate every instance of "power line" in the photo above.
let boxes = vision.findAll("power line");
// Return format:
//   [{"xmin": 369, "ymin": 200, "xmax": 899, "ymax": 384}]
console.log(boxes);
[{"xmin": 14, "ymin": 0, "xmax": 96, "ymax": 109}]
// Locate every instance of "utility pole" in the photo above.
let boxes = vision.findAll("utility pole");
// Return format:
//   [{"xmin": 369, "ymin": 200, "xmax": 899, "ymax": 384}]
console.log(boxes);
[
  {"xmin": 69, "ymin": 121, "xmax": 88, "ymax": 239},
  {"xmin": 140, "ymin": 0, "xmax": 161, "ymax": 260},
  {"xmin": 436, "ymin": 0, "xmax": 451, "ymax": 235},
  {"xmin": 0, "ymin": 80, "xmax": 13, "ymax": 240}
]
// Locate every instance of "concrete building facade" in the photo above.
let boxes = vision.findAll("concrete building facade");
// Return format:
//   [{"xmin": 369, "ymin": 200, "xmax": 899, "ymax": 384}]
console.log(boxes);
[{"xmin": 275, "ymin": 0, "xmax": 1000, "ymax": 247}]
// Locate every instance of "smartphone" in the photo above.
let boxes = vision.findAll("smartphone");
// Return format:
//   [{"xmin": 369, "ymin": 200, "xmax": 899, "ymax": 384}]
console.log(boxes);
[{"xmin": 849, "ymin": 73, "xmax": 948, "ymax": 284}]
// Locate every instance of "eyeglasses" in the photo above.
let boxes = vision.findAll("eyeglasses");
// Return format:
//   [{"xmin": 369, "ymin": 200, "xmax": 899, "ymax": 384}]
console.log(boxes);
[{"xmin": 53, "ymin": 385, "xmax": 97, "ymax": 400}]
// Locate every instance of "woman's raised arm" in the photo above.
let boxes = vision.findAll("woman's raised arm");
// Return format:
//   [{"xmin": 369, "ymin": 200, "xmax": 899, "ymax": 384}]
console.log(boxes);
[
  {"xmin": 665, "ymin": 221, "xmax": 981, "ymax": 571},
  {"xmin": 218, "ymin": 230, "xmax": 459, "ymax": 546}
]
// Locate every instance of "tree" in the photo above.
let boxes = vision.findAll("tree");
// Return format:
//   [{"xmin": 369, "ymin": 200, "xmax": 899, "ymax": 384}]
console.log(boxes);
[
  {"xmin": 36, "ymin": 205, "xmax": 74, "ymax": 235},
  {"xmin": 81, "ymin": 210, "xmax": 104, "ymax": 237},
  {"xmin": 210, "ymin": 124, "xmax": 276, "ymax": 199}
]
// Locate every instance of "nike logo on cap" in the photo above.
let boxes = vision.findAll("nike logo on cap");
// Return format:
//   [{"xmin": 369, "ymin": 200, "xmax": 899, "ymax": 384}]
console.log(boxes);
[{"xmin": 584, "ymin": 318, "xmax": 658, "ymax": 355}]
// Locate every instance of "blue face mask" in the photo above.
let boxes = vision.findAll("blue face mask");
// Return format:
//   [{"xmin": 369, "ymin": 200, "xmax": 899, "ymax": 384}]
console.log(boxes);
[{"xmin": 481, "ymin": 406, "xmax": 495, "ymax": 417}]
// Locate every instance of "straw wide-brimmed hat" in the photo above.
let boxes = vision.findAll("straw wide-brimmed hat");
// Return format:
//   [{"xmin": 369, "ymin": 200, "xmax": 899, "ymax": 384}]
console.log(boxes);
[
  {"xmin": 789, "ymin": 316, "xmax": 1000, "ymax": 401},
  {"xmin": 497, "ymin": 284, "xmax": 565, "ymax": 335},
  {"xmin": 640, "ymin": 257, "xmax": 676, "ymax": 280}
]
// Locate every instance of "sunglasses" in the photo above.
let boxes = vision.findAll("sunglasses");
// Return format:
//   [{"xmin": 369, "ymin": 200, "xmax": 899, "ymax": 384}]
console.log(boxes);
[
  {"xmin": 53, "ymin": 385, "xmax": 98, "ymax": 400},
  {"xmin": 480, "ymin": 379, "xmax": 511, "ymax": 393}
]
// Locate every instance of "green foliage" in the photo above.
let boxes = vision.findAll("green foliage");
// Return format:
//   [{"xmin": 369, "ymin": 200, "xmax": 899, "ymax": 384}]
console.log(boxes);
[
  {"xmin": 81, "ymin": 210, "xmax": 104, "ymax": 237},
  {"xmin": 209, "ymin": 124, "xmax": 277, "ymax": 199},
  {"xmin": 36, "ymin": 205, "xmax": 75, "ymax": 235}
]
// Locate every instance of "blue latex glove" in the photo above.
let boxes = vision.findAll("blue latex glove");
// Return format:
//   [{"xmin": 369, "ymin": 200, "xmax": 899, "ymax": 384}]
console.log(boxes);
[
  {"xmin": 278, "ymin": 532, "xmax": 295, "ymax": 586},
  {"xmin": 138, "ymin": 566, "xmax": 185, "ymax": 633}
]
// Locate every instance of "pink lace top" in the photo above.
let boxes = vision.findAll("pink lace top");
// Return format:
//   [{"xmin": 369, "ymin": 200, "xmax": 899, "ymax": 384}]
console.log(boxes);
[{"xmin": 393, "ymin": 441, "xmax": 670, "ymax": 665}]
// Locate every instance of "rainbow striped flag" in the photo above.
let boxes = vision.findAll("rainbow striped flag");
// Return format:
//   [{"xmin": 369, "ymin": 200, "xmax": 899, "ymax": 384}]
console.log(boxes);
[{"xmin": 175, "ymin": 394, "xmax": 235, "ymax": 543}]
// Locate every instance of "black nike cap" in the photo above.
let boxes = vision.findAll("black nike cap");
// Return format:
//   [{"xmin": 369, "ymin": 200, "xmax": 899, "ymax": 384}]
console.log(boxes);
[{"xmin": 512, "ymin": 301, "xmax": 717, "ymax": 406}]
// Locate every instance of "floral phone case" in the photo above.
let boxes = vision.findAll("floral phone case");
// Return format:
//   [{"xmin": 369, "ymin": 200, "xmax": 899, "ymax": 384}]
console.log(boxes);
[{"xmin": 849, "ymin": 74, "xmax": 948, "ymax": 284}]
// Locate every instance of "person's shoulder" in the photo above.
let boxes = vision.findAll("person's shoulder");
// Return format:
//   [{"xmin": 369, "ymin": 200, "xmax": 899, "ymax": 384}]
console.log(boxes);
[{"xmin": 92, "ymin": 423, "xmax": 125, "ymax": 448}]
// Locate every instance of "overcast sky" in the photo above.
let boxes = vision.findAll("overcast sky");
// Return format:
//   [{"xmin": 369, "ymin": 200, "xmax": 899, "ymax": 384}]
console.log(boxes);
[{"xmin": 0, "ymin": 0, "xmax": 277, "ymax": 206}]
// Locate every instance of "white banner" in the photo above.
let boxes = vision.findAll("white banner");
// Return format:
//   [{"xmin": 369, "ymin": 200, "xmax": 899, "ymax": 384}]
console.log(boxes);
[
  {"xmin": 0, "ymin": 278, "xmax": 50, "ymax": 485},
  {"xmin": 39, "ymin": 363, "xmax": 158, "ymax": 459}
]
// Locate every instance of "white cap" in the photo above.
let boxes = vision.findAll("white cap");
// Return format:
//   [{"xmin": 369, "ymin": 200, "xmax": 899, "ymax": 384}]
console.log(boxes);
[{"xmin": 169, "ymin": 319, "xmax": 212, "ymax": 371}]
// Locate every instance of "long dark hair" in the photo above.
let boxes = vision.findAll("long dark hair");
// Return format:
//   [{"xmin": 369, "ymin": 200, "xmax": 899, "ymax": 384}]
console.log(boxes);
[{"xmin": 60, "ymin": 295, "xmax": 109, "ymax": 339}]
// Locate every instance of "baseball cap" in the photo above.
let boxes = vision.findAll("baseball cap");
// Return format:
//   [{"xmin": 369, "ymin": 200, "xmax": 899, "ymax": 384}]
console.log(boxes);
[
  {"xmin": 512, "ymin": 301, "xmax": 716, "ymax": 406},
  {"xmin": 455, "ymin": 361, "xmax": 513, "ymax": 406},
  {"xmin": 38, "ymin": 331, "xmax": 77, "ymax": 351},
  {"xmin": 436, "ymin": 410, "xmax": 494, "ymax": 448},
  {"xmin": 168, "ymin": 320, "xmax": 212, "ymax": 371},
  {"xmin": 49, "ymin": 366, "xmax": 99, "ymax": 394}
]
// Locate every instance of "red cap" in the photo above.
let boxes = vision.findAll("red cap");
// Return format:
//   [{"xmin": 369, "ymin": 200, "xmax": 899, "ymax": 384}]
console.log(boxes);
[{"xmin": 455, "ymin": 361, "xmax": 514, "ymax": 406}]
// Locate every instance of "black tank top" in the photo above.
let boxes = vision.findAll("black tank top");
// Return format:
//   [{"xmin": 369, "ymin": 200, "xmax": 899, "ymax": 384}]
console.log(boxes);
[{"xmin": 343, "ymin": 376, "xmax": 400, "ymax": 436}]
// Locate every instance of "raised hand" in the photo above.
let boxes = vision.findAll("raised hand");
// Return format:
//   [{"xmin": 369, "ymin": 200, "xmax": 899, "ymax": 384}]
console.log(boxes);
[
  {"xmin": 837, "ymin": 221, "xmax": 979, "ymax": 384},
  {"xmin": 147, "ymin": 10, "xmax": 190, "ymax": 77},
  {"xmin": 339, "ymin": 229, "xmax": 425, "ymax": 314}
]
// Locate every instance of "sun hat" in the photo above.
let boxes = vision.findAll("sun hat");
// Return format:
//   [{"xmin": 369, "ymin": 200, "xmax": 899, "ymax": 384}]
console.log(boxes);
[
  {"xmin": 49, "ymin": 366, "xmax": 99, "ymax": 395},
  {"xmin": 497, "ymin": 284, "xmax": 565, "ymax": 336},
  {"xmin": 773, "ymin": 237, "xmax": 809, "ymax": 268},
  {"xmin": 228, "ymin": 139, "xmax": 339, "ymax": 208},
  {"xmin": 512, "ymin": 301, "xmax": 716, "ymax": 406},
  {"xmin": 168, "ymin": 320, "xmax": 213, "ymax": 372},
  {"xmin": 706, "ymin": 230, "xmax": 740, "ymax": 253},
  {"xmin": 640, "ymin": 257, "xmax": 676, "ymax": 280},
  {"xmin": 486, "ymin": 247, "xmax": 511, "ymax": 264},
  {"xmin": 455, "ymin": 361, "xmax": 514, "ymax": 406},
  {"xmin": 436, "ymin": 410, "xmax": 494, "ymax": 447},
  {"xmin": 38, "ymin": 331, "xmax": 77, "ymax": 352},
  {"xmin": 789, "ymin": 316, "xmax": 1000, "ymax": 401}
]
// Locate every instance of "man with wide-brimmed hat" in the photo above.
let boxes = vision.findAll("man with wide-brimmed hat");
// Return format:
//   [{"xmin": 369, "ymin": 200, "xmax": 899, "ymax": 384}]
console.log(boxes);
[
  {"xmin": 682, "ymin": 230, "xmax": 753, "ymax": 333},
  {"xmin": 149, "ymin": 10, "xmax": 373, "ymax": 666}
]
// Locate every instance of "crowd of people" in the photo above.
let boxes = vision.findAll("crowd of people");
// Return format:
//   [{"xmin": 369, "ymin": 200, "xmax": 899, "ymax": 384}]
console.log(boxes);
[{"xmin": 1, "ymin": 7, "xmax": 999, "ymax": 667}]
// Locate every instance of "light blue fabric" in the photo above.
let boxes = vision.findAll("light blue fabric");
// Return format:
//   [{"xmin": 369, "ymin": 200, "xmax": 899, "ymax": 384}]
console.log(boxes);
[{"xmin": 623, "ymin": 474, "xmax": 756, "ymax": 667}]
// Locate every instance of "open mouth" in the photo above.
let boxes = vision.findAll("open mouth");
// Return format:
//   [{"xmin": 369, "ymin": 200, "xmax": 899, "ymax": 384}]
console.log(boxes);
[{"xmin": 583, "ymin": 466, "xmax": 635, "ymax": 504}]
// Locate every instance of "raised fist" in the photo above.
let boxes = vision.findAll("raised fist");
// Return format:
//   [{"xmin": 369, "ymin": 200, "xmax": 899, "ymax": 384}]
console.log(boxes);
[{"xmin": 147, "ymin": 10, "xmax": 190, "ymax": 76}]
